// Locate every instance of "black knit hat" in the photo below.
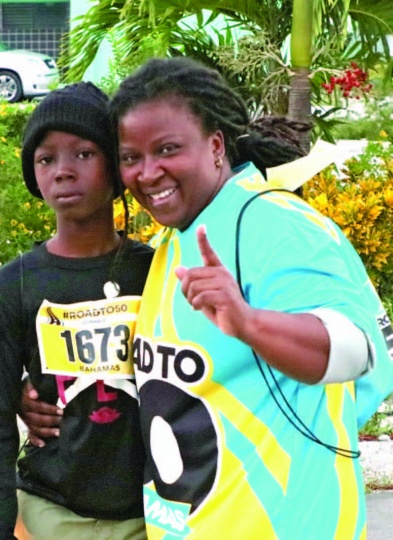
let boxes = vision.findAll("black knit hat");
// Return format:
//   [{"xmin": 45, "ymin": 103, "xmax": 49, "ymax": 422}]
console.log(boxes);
[{"xmin": 22, "ymin": 81, "xmax": 120, "ymax": 199}]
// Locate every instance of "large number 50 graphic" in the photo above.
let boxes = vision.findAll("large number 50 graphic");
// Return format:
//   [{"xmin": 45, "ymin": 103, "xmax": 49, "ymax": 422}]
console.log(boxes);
[
  {"xmin": 60, "ymin": 325, "xmax": 130, "ymax": 364},
  {"xmin": 140, "ymin": 380, "xmax": 218, "ymax": 513}
]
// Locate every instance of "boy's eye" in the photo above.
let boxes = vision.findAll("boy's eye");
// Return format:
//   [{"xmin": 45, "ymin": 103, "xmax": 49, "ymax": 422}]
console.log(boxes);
[
  {"xmin": 36, "ymin": 156, "xmax": 53, "ymax": 165},
  {"xmin": 78, "ymin": 150, "xmax": 94, "ymax": 159}
]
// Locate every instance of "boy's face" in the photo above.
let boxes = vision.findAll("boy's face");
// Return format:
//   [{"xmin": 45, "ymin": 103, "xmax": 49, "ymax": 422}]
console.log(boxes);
[{"xmin": 34, "ymin": 131, "xmax": 114, "ymax": 222}]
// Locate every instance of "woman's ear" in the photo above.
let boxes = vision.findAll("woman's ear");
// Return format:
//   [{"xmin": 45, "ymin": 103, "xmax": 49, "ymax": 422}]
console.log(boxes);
[{"xmin": 211, "ymin": 130, "xmax": 226, "ymax": 163}]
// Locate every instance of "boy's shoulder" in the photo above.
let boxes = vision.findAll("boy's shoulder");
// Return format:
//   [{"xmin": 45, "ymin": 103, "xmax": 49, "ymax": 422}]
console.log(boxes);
[
  {"xmin": 0, "ymin": 248, "xmax": 40, "ymax": 299},
  {"xmin": 123, "ymin": 237, "xmax": 155, "ymax": 259},
  {"xmin": 0, "ymin": 242, "xmax": 44, "ymax": 277}
]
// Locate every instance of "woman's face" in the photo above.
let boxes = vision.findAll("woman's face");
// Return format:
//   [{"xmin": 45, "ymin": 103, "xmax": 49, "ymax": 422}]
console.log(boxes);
[{"xmin": 118, "ymin": 98, "xmax": 228, "ymax": 230}]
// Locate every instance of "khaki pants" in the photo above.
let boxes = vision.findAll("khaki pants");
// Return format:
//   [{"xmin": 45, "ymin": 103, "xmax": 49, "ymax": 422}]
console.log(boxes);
[
  {"xmin": 14, "ymin": 514, "xmax": 31, "ymax": 540},
  {"xmin": 18, "ymin": 491, "xmax": 147, "ymax": 540}
]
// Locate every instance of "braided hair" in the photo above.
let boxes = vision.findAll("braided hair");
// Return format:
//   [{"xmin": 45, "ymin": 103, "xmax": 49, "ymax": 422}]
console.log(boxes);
[{"xmin": 111, "ymin": 57, "xmax": 310, "ymax": 177}]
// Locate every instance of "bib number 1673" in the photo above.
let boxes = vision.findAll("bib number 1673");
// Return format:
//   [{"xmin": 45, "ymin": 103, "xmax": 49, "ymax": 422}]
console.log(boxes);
[{"xmin": 60, "ymin": 324, "xmax": 130, "ymax": 365}]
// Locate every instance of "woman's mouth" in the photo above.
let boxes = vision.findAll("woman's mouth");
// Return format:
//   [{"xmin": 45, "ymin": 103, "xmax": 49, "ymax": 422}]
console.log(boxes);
[{"xmin": 149, "ymin": 187, "xmax": 177, "ymax": 203}]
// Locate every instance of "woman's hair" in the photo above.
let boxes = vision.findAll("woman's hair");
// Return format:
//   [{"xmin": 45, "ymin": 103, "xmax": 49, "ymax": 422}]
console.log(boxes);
[{"xmin": 111, "ymin": 57, "xmax": 311, "ymax": 177}]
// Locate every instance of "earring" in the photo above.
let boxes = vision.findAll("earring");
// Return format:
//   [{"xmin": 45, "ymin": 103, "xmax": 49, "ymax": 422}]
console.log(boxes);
[{"xmin": 215, "ymin": 157, "xmax": 223, "ymax": 168}]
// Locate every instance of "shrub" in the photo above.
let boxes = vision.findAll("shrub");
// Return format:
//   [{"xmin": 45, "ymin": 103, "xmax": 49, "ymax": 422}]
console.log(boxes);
[
  {"xmin": 0, "ymin": 101, "xmax": 36, "ymax": 145},
  {"xmin": 304, "ymin": 135, "xmax": 393, "ymax": 303},
  {"xmin": 359, "ymin": 412, "xmax": 393, "ymax": 439},
  {"xmin": 0, "ymin": 101, "xmax": 56, "ymax": 265},
  {"xmin": 329, "ymin": 96, "xmax": 393, "ymax": 142}
]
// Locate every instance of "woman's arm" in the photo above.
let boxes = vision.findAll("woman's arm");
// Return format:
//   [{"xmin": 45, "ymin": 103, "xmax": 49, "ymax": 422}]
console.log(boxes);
[{"xmin": 175, "ymin": 225, "xmax": 369, "ymax": 384}]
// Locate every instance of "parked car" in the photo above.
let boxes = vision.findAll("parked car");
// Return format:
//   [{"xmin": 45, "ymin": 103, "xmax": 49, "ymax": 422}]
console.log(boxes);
[{"xmin": 0, "ymin": 41, "xmax": 59, "ymax": 103}]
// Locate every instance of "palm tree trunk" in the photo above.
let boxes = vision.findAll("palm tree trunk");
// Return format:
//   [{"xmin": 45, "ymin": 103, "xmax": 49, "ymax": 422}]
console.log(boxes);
[
  {"xmin": 288, "ymin": 0, "xmax": 313, "ymax": 151},
  {"xmin": 288, "ymin": 68, "xmax": 311, "ymax": 122}
]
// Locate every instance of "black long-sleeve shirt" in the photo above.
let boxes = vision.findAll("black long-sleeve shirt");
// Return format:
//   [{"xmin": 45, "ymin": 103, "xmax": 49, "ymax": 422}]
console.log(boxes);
[{"xmin": 0, "ymin": 238, "xmax": 153, "ymax": 539}]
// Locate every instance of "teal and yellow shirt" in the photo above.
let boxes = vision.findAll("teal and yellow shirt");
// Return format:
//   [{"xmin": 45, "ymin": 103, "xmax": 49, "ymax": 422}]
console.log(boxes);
[{"xmin": 134, "ymin": 162, "xmax": 391, "ymax": 539}]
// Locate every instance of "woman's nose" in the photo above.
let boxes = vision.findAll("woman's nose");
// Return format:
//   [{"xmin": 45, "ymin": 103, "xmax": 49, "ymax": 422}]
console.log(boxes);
[{"xmin": 138, "ymin": 155, "xmax": 163, "ymax": 184}]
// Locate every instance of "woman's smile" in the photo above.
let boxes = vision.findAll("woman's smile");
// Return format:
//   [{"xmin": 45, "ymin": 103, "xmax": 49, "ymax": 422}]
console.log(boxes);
[{"xmin": 148, "ymin": 186, "xmax": 178, "ymax": 204}]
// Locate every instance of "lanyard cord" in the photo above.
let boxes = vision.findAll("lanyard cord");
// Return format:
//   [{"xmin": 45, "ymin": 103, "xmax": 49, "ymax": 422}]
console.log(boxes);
[{"xmin": 235, "ymin": 189, "xmax": 360, "ymax": 459}]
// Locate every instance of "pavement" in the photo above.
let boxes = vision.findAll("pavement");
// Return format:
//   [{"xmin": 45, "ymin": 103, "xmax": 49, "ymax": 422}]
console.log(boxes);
[
  {"xmin": 366, "ymin": 490, "xmax": 393, "ymax": 539},
  {"xmin": 359, "ymin": 439, "xmax": 393, "ymax": 539}
]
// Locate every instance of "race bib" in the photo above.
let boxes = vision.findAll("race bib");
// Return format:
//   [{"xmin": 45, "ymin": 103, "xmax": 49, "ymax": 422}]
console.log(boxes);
[{"xmin": 36, "ymin": 296, "xmax": 141, "ymax": 378}]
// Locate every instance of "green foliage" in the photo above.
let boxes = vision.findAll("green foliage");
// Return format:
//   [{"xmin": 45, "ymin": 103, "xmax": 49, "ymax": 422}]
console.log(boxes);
[
  {"xmin": 60, "ymin": 1, "xmax": 393, "ymax": 100},
  {"xmin": 330, "ymin": 96, "xmax": 393, "ymax": 141},
  {"xmin": 98, "ymin": 31, "xmax": 136, "ymax": 96},
  {"xmin": 58, "ymin": 0, "xmax": 393, "ymax": 148},
  {"xmin": 359, "ymin": 412, "xmax": 393, "ymax": 438},
  {"xmin": 383, "ymin": 297, "xmax": 393, "ymax": 322},
  {"xmin": 0, "ymin": 181, "xmax": 56, "ymax": 266},
  {"xmin": 0, "ymin": 102, "xmax": 56, "ymax": 266},
  {"xmin": 215, "ymin": 30, "xmax": 291, "ymax": 116},
  {"xmin": 0, "ymin": 100, "xmax": 35, "ymax": 145}
]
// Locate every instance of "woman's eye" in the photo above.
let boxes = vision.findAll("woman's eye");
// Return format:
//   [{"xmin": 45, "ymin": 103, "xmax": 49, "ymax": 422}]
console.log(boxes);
[
  {"xmin": 120, "ymin": 153, "xmax": 139, "ymax": 165},
  {"xmin": 160, "ymin": 144, "xmax": 178, "ymax": 155}
]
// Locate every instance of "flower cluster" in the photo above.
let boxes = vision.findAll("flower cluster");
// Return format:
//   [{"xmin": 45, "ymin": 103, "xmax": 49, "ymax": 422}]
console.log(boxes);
[
  {"xmin": 321, "ymin": 62, "xmax": 372, "ymax": 99},
  {"xmin": 113, "ymin": 192, "xmax": 162, "ymax": 244}
]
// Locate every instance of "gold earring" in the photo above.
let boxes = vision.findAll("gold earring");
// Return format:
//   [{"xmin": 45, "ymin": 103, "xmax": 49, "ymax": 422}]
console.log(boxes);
[{"xmin": 215, "ymin": 157, "xmax": 223, "ymax": 168}]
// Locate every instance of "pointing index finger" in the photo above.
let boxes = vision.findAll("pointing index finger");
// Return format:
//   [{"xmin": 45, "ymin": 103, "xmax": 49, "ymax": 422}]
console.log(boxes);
[{"xmin": 196, "ymin": 225, "xmax": 222, "ymax": 267}]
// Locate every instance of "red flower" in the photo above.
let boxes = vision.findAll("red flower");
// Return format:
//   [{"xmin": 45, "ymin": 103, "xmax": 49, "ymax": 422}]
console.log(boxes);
[{"xmin": 321, "ymin": 64, "xmax": 372, "ymax": 99}]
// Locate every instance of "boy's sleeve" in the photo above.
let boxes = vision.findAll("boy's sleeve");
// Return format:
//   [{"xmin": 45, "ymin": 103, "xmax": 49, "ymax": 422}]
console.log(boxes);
[{"xmin": 0, "ymin": 266, "xmax": 25, "ymax": 539}]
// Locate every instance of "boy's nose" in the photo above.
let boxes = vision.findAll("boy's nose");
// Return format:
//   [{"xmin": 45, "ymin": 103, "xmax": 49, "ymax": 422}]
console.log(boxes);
[{"xmin": 55, "ymin": 158, "xmax": 75, "ymax": 181}]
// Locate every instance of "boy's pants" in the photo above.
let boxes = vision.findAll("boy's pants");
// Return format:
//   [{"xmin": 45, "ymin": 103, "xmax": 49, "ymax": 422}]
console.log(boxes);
[{"xmin": 17, "ymin": 490, "xmax": 147, "ymax": 540}]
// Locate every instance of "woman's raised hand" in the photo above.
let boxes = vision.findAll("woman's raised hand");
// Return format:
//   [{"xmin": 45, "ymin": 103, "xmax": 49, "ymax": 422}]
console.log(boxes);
[{"xmin": 175, "ymin": 225, "xmax": 253, "ymax": 338}]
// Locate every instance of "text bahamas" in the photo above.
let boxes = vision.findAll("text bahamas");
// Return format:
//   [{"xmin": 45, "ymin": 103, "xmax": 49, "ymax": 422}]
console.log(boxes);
[
  {"xmin": 144, "ymin": 493, "xmax": 188, "ymax": 534},
  {"xmin": 80, "ymin": 364, "xmax": 120, "ymax": 373}
]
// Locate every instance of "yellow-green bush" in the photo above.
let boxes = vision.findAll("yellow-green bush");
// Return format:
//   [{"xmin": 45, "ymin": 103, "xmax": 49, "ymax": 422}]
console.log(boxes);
[
  {"xmin": 0, "ymin": 101, "xmax": 36, "ymax": 144},
  {"xmin": 0, "ymin": 101, "xmax": 56, "ymax": 265},
  {"xmin": 304, "ymin": 134, "xmax": 393, "ymax": 303}
]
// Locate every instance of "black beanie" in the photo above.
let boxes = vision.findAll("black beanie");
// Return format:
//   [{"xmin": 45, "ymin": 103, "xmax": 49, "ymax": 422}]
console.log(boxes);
[{"xmin": 22, "ymin": 81, "xmax": 120, "ymax": 199}]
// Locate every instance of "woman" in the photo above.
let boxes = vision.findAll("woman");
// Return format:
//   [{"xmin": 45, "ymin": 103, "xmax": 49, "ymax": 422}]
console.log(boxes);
[{"xmin": 109, "ymin": 57, "xmax": 392, "ymax": 539}]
